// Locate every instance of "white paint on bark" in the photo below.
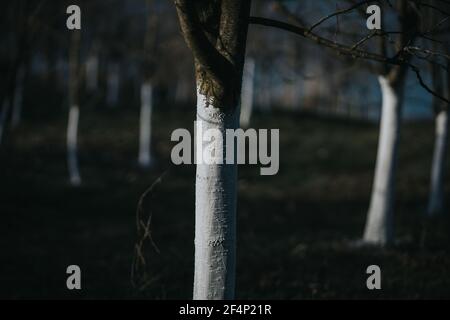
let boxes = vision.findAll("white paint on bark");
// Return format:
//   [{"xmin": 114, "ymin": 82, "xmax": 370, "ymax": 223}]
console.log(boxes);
[
  {"xmin": 363, "ymin": 76, "xmax": 402, "ymax": 245},
  {"xmin": 106, "ymin": 63, "xmax": 120, "ymax": 107},
  {"xmin": 67, "ymin": 105, "xmax": 81, "ymax": 186},
  {"xmin": 427, "ymin": 109, "xmax": 448, "ymax": 216},
  {"xmin": 193, "ymin": 88, "xmax": 238, "ymax": 300},
  {"xmin": 138, "ymin": 82, "xmax": 153, "ymax": 168},
  {"xmin": 86, "ymin": 55, "xmax": 99, "ymax": 92},
  {"xmin": 240, "ymin": 58, "xmax": 255, "ymax": 128}
]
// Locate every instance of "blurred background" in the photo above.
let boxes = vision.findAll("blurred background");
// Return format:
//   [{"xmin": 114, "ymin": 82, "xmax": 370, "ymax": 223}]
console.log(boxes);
[{"xmin": 0, "ymin": 0, "xmax": 449, "ymax": 299}]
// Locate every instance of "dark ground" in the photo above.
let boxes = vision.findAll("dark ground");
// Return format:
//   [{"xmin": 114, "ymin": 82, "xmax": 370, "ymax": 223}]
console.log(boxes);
[{"xmin": 0, "ymin": 98, "xmax": 449, "ymax": 299}]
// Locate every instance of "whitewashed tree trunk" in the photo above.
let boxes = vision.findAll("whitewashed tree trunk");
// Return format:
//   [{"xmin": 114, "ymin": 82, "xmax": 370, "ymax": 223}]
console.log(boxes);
[
  {"xmin": 175, "ymin": 0, "xmax": 250, "ymax": 300},
  {"xmin": 11, "ymin": 66, "xmax": 25, "ymax": 128},
  {"xmin": 427, "ymin": 109, "xmax": 448, "ymax": 216},
  {"xmin": 0, "ymin": 99, "xmax": 11, "ymax": 145},
  {"xmin": 67, "ymin": 105, "xmax": 81, "ymax": 186},
  {"xmin": 86, "ymin": 55, "xmax": 99, "ymax": 92},
  {"xmin": 193, "ymin": 89, "xmax": 239, "ymax": 300},
  {"xmin": 138, "ymin": 82, "xmax": 153, "ymax": 167},
  {"xmin": 107, "ymin": 63, "xmax": 120, "ymax": 107},
  {"xmin": 363, "ymin": 76, "xmax": 403, "ymax": 245},
  {"xmin": 240, "ymin": 58, "xmax": 255, "ymax": 128}
]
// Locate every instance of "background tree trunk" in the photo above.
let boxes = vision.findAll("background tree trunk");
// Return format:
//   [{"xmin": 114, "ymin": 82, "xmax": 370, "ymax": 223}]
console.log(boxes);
[
  {"xmin": 67, "ymin": 30, "xmax": 81, "ymax": 186},
  {"xmin": 240, "ymin": 58, "xmax": 255, "ymax": 128},
  {"xmin": 427, "ymin": 108, "xmax": 448, "ymax": 216},
  {"xmin": 138, "ymin": 81, "xmax": 153, "ymax": 167},
  {"xmin": 363, "ymin": 75, "xmax": 404, "ymax": 245},
  {"xmin": 426, "ymin": 55, "xmax": 449, "ymax": 217},
  {"xmin": 67, "ymin": 105, "xmax": 81, "ymax": 186}
]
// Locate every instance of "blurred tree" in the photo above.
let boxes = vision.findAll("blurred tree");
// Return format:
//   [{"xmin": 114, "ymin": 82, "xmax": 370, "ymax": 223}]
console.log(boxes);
[
  {"xmin": 363, "ymin": 1, "xmax": 419, "ymax": 245},
  {"xmin": 251, "ymin": 0, "xmax": 448, "ymax": 246},
  {"xmin": 138, "ymin": 0, "xmax": 158, "ymax": 168},
  {"xmin": 0, "ymin": 0, "xmax": 33, "ymax": 141},
  {"xmin": 426, "ymin": 2, "xmax": 450, "ymax": 217},
  {"xmin": 67, "ymin": 29, "xmax": 82, "ymax": 186},
  {"xmin": 239, "ymin": 57, "xmax": 255, "ymax": 128},
  {"xmin": 427, "ymin": 61, "xmax": 448, "ymax": 217}
]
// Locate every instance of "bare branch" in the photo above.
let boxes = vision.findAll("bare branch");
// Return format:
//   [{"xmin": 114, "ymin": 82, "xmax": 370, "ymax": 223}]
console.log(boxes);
[
  {"xmin": 308, "ymin": 0, "xmax": 376, "ymax": 32},
  {"xmin": 249, "ymin": 16, "xmax": 396, "ymax": 65}
]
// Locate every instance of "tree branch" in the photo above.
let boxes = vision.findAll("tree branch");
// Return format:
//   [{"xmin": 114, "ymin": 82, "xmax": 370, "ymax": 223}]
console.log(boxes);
[{"xmin": 174, "ymin": 0, "xmax": 231, "ymax": 85}]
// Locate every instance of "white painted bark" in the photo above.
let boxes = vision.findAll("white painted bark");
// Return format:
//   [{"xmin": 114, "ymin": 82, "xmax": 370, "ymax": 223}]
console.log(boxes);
[
  {"xmin": 67, "ymin": 105, "xmax": 81, "ymax": 186},
  {"xmin": 138, "ymin": 82, "xmax": 153, "ymax": 168},
  {"xmin": 11, "ymin": 66, "xmax": 25, "ymax": 128},
  {"xmin": 106, "ymin": 63, "xmax": 120, "ymax": 107},
  {"xmin": 193, "ymin": 89, "xmax": 238, "ymax": 300},
  {"xmin": 363, "ymin": 76, "xmax": 402, "ymax": 245},
  {"xmin": 240, "ymin": 58, "xmax": 255, "ymax": 128},
  {"xmin": 427, "ymin": 109, "xmax": 448, "ymax": 216},
  {"xmin": 0, "ymin": 99, "xmax": 11, "ymax": 145},
  {"xmin": 86, "ymin": 55, "xmax": 99, "ymax": 92}
]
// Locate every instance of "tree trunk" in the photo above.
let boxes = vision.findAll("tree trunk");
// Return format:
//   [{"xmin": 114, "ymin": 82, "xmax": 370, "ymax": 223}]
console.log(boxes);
[
  {"xmin": 193, "ymin": 87, "xmax": 239, "ymax": 300},
  {"xmin": 427, "ymin": 108, "xmax": 448, "ymax": 216},
  {"xmin": 240, "ymin": 58, "xmax": 255, "ymax": 128},
  {"xmin": 175, "ymin": 0, "xmax": 251, "ymax": 299},
  {"xmin": 67, "ymin": 105, "xmax": 81, "ymax": 186},
  {"xmin": 138, "ymin": 81, "xmax": 153, "ymax": 167},
  {"xmin": 67, "ymin": 30, "xmax": 81, "ymax": 186},
  {"xmin": 363, "ymin": 75, "xmax": 404, "ymax": 245}
]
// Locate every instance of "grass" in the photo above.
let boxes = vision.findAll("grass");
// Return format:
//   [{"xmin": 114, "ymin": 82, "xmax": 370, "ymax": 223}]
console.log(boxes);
[{"xmin": 0, "ymin": 103, "xmax": 449, "ymax": 299}]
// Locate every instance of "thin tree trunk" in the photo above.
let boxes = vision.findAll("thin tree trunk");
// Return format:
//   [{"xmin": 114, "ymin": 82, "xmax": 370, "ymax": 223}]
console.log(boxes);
[
  {"xmin": 138, "ymin": 81, "xmax": 153, "ymax": 167},
  {"xmin": 67, "ymin": 30, "xmax": 81, "ymax": 186},
  {"xmin": 67, "ymin": 105, "xmax": 81, "ymax": 186},
  {"xmin": 427, "ymin": 109, "xmax": 448, "ymax": 216},
  {"xmin": 193, "ymin": 88, "xmax": 239, "ymax": 300},
  {"xmin": 240, "ymin": 58, "xmax": 255, "ymax": 128},
  {"xmin": 363, "ymin": 75, "xmax": 403, "ymax": 245}
]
